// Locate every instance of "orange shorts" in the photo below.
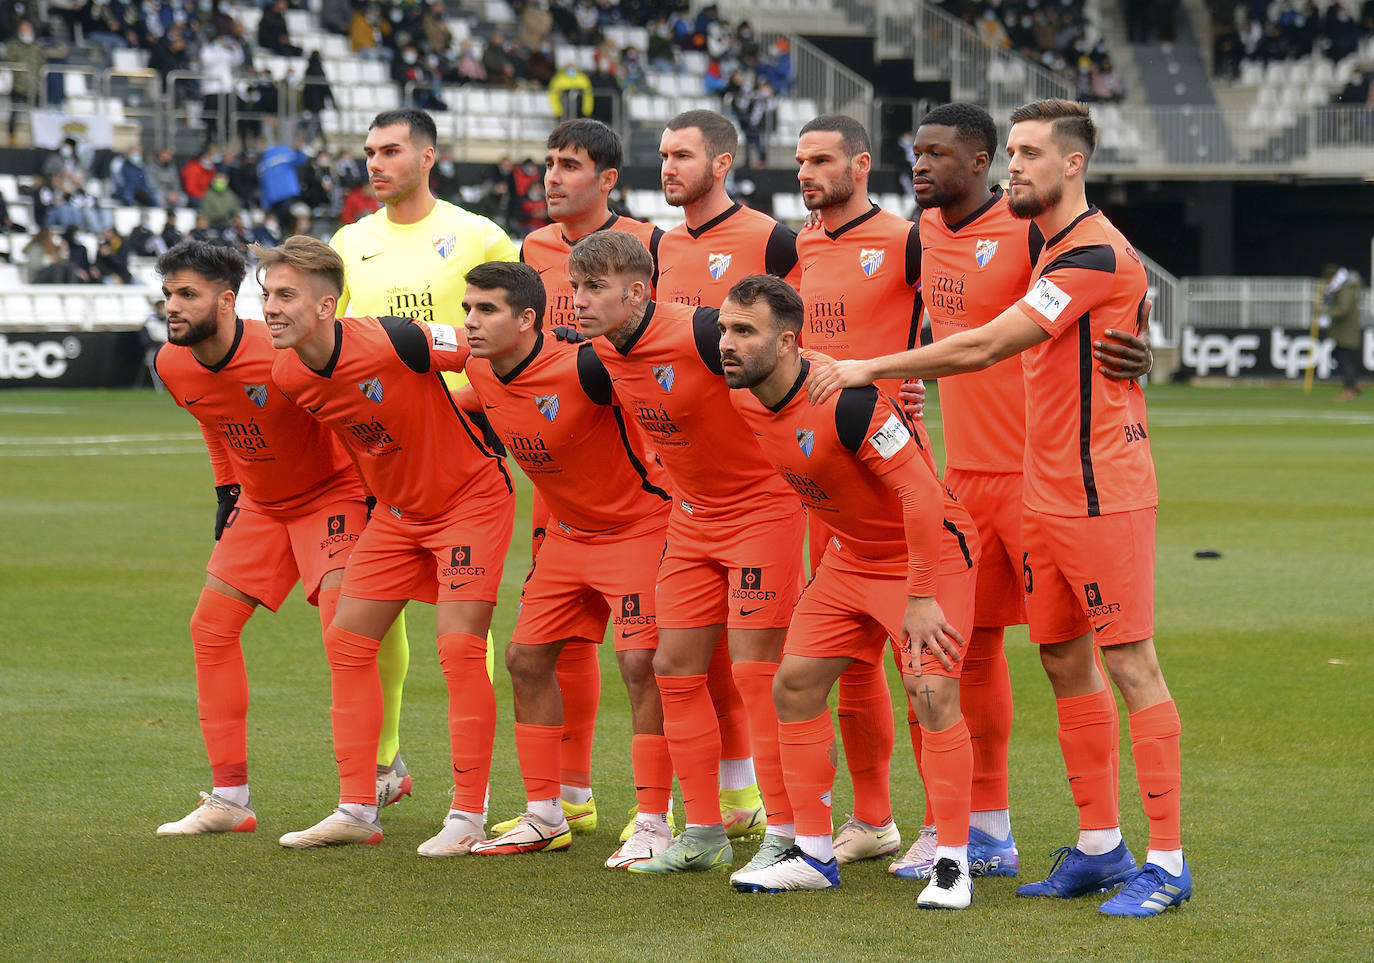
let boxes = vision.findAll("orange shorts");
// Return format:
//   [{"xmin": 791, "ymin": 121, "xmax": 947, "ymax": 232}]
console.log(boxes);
[
  {"xmin": 342, "ymin": 486, "xmax": 515, "ymax": 604},
  {"xmin": 512, "ymin": 523, "xmax": 667, "ymax": 652},
  {"xmin": 946, "ymin": 468, "xmax": 1027, "ymax": 629},
  {"xmin": 1023, "ymin": 506, "xmax": 1156, "ymax": 646},
  {"xmin": 208, "ymin": 497, "xmax": 368, "ymax": 610},
  {"xmin": 786, "ymin": 542, "xmax": 977, "ymax": 679},
  {"xmin": 655, "ymin": 500, "xmax": 806, "ymax": 630}
]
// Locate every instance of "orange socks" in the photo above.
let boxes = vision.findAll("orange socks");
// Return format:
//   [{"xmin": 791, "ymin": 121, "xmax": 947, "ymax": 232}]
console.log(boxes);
[
  {"xmin": 962, "ymin": 626, "xmax": 1014, "ymax": 812},
  {"xmin": 631, "ymin": 733, "xmax": 674, "ymax": 815},
  {"xmin": 514, "ymin": 721, "xmax": 562, "ymax": 802},
  {"xmin": 437, "ymin": 631, "xmax": 496, "ymax": 812},
  {"xmin": 707, "ymin": 635, "xmax": 751, "ymax": 761},
  {"xmin": 778, "ymin": 710, "xmax": 836, "ymax": 836},
  {"xmin": 921, "ymin": 718, "xmax": 973, "ymax": 847},
  {"xmin": 555, "ymin": 640, "xmax": 601, "ymax": 790},
  {"xmin": 189, "ymin": 587, "xmax": 255, "ymax": 787},
  {"xmin": 837, "ymin": 659, "xmax": 894, "ymax": 826},
  {"xmin": 730, "ymin": 661, "xmax": 792, "ymax": 825},
  {"xmin": 655, "ymin": 673, "xmax": 720, "ymax": 825},
  {"xmin": 1129, "ymin": 699, "xmax": 1182, "ymax": 850},
  {"xmin": 322, "ymin": 623, "xmax": 383, "ymax": 804},
  {"xmin": 1056, "ymin": 688, "xmax": 1119, "ymax": 831}
]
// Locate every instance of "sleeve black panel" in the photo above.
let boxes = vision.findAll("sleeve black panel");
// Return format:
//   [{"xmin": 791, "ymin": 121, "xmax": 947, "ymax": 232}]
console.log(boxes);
[
  {"xmin": 575, "ymin": 342, "xmax": 614, "ymax": 405},
  {"xmin": 1041, "ymin": 243, "xmax": 1116, "ymax": 276},
  {"xmin": 905, "ymin": 221, "xmax": 922, "ymax": 288},
  {"xmin": 1027, "ymin": 222, "xmax": 1046, "ymax": 267},
  {"xmin": 764, "ymin": 223, "xmax": 800, "ymax": 277},
  {"xmin": 834, "ymin": 385, "xmax": 880, "ymax": 453},
  {"xmin": 648, "ymin": 227, "xmax": 664, "ymax": 289},
  {"xmin": 379, "ymin": 315, "xmax": 432, "ymax": 373},
  {"xmin": 692, "ymin": 306, "xmax": 724, "ymax": 374}
]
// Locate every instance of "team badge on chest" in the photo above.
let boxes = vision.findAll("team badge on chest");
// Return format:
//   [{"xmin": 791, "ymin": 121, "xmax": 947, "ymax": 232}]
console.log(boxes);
[
  {"xmin": 433, "ymin": 234, "xmax": 456, "ymax": 258},
  {"xmin": 708, "ymin": 252, "xmax": 732, "ymax": 281},
  {"xmin": 859, "ymin": 248, "xmax": 885, "ymax": 277},
  {"xmin": 796, "ymin": 428, "xmax": 815, "ymax": 456},
  {"xmin": 535, "ymin": 393, "xmax": 560, "ymax": 422},
  {"xmin": 358, "ymin": 376, "xmax": 384, "ymax": 403},
  {"xmin": 244, "ymin": 383, "xmax": 267, "ymax": 408},
  {"xmin": 652, "ymin": 364, "xmax": 675, "ymax": 393},
  {"xmin": 975, "ymin": 239, "xmax": 998, "ymax": 268}
]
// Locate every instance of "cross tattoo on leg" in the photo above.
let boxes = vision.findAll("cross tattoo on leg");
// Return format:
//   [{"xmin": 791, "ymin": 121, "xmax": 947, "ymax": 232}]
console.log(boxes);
[{"xmin": 920, "ymin": 685, "xmax": 935, "ymax": 710}]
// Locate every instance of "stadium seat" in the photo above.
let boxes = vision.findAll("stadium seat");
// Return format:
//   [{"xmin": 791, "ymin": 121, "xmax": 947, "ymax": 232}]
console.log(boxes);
[
  {"xmin": 1239, "ymin": 61, "xmax": 1262, "ymax": 86},
  {"xmin": 31, "ymin": 294, "xmax": 68, "ymax": 325}
]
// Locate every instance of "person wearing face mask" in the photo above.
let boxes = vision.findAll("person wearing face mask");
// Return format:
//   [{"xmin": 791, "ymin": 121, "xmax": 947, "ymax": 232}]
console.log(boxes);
[
  {"xmin": 201, "ymin": 170, "xmax": 244, "ymax": 229},
  {"xmin": 548, "ymin": 61, "xmax": 594, "ymax": 120},
  {"xmin": 111, "ymin": 147, "xmax": 158, "ymax": 207},
  {"xmin": 181, "ymin": 148, "xmax": 218, "ymax": 208},
  {"xmin": 4, "ymin": 20, "xmax": 65, "ymax": 146},
  {"xmin": 199, "ymin": 28, "xmax": 245, "ymax": 145}
]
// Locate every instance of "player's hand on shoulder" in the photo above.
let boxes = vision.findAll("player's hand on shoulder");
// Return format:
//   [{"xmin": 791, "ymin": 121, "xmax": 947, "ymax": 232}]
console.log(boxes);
[
  {"xmin": 553, "ymin": 325, "xmax": 588, "ymax": 343},
  {"xmin": 805, "ymin": 355, "xmax": 874, "ymax": 405},
  {"xmin": 1095, "ymin": 299, "xmax": 1153, "ymax": 380},
  {"xmin": 214, "ymin": 484, "xmax": 240, "ymax": 540},
  {"xmin": 801, "ymin": 210, "xmax": 823, "ymax": 232},
  {"xmin": 901, "ymin": 596, "xmax": 964, "ymax": 672},
  {"xmin": 899, "ymin": 379, "xmax": 926, "ymax": 420}
]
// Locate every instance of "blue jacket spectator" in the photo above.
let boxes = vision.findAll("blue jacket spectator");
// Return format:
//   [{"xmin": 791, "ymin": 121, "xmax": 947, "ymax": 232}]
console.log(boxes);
[
  {"xmin": 111, "ymin": 150, "xmax": 158, "ymax": 207},
  {"xmin": 258, "ymin": 142, "xmax": 309, "ymax": 223}
]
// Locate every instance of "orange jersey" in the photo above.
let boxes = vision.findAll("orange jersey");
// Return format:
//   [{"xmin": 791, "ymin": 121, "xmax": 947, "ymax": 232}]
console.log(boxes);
[
  {"xmin": 521, "ymin": 214, "xmax": 664, "ymax": 331},
  {"xmin": 466, "ymin": 334, "xmax": 671, "ymax": 540},
  {"xmin": 923, "ymin": 188, "xmax": 1042, "ymax": 473},
  {"xmin": 271, "ymin": 316, "xmax": 512, "ymax": 519},
  {"xmin": 655, "ymin": 202, "xmax": 800, "ymax": 308},
  {"xmin": 1018, "ymin": 206, "xmax": 1155, "ymax": 517},
  {"xmin": 155, "ymin": 318, "xmax": 362, "ymax": 515},
  {"xmin": 730, "ymin": 361, "xmax": 974, "ymax": 596},
  {"xmin": 591, "ymin": 300, "xmax": 797, "ymax": 520},
  {"xmin": 797, "ymin": 204, "xmax": 922, "ymax": 394}
]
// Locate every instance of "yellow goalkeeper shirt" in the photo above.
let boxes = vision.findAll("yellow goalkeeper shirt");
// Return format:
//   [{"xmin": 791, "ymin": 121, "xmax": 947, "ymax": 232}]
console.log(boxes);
[{"xmin": 331, "ymin": 199, "xmax": 519, "ymax": 386}]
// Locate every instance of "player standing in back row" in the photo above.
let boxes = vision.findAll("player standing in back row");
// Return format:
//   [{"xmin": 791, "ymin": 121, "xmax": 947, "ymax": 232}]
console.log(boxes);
[{"xmin": 809, "ymin": 99, "xmax": 1190, "ymax": 918}]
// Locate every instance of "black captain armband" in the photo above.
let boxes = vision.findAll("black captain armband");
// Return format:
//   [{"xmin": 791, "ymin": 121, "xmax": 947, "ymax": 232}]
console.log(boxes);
[
  {"xmin": 214, "ymin": 484, "xmax": 241, "ymax": 540},
  {"xmin": 553, "ymin": 326, "xmax": 588, "ymax": 343}
]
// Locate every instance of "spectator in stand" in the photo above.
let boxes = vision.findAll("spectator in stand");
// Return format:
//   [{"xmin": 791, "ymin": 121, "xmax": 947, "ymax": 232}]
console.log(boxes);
[
  {"xmin": 148, "ymin": 148, "xmax": 185, "ymax": 208},
  {"xmin": 321, "ymin": 0, "xmax": 352, "ymax": 36},
  {"xmin": 62, "ymin": 226, "xmax": 97, "ymax": 283},
  {"xmin": 258, "ymin": 138, "xmax": 309, "ymax": 226},
  {"xmin": 340, "ymin": 180, "xmax": 380, "ymax": 225},
  {"xmin": 456, "ymin": 38, "xmax": 487, "ymax": 81},
  {"xmin": 298, "ymin": 150, "xmax": 339, "ymax": 216},
  {"xmin": 199, "ymin": 29, "xmax": 245, "ymax": 145},
  {"xmin": 734, "ymin": 79, "xmax": 776, "ymax": 169},
  {"xmin": 161, "ymin": 208, "xmax": 184, "ymax": 250},
  {"xmin": 110, "ymin": 147, "xmax": 158, "ymax": 207},
  {"xmin": 422, "ymin": 2, "xmax": 454, "ymax": 58},
  {"xmin": 758, "ymin": 39, "xmax": 793, "ymax": 95},
  {"xmin": 95, "ymin": 227, "xmax": 134, "ymax": 284},
  {"xmin": 621, "ymin": 45, "xmax": 648, "ymax": 94},
  {"xmin": 190, "ymin": 212, "xmax": 219, "ymax": 244},
  {"xmin": 483, "ymin": 32, "xmax": 518, "ymax": 86},
  {"xmin": 332, "ymin": 147, "xmax": 365, "ymax": 191},
  {"xmin": 4, "ymin": 20, "xmax": 65, "ymax": 145},
  {"xmin": 1334, "ymin": 67, "xmax": 1370, "ymax": 103},
  {"xmin": 301, "ymin": 50, "xmax": 335, "ymax": 146},
  {"xmin": 350, "ymin": 3, "xmax": 390, "ymax": 60},
  {"xmin": 125, "ymin": 210, "xmax": 167, "ymax": 258},
  {"xmin": 259, "ymin": 0, "xmax": 305, "ymax": 58},
  {"xmin": 201, "ymin": 170, "xmax": 243, "ymax": 228},
  {"xmin": 430, "ymin": 146, "xmax": 463, "ymax": 203},
  {"xmin": 1213, "ymin": 19, "xmax": 1243, "ymax": 80},
  {"xmin": 250, "ymin": 210, "xmax": 283, "ymax": 248},
  {"xmin": 527, "ymin": 39, "xmax": 557, "ymax": 85},
  {"xmin": 521, "ymin": 0, "xmax": 554, "ymax": 51},
  {"xmin": 736, "ymin": 20, "xmax": 760, "ymax": 65},
  {"xmin": 149, "ymin": 28, "xmax": 194, "ymax": 104},
  {"xmin": 81, "ymin": 0, "xmax": 137, "ymax": 60},
  {"xmin": 23, "ymin": 227, "xmax": 80, "ymax": 283},
  {"xmin": 517, "ymin": 179, "xmax": 551, "ymax": 236},
  {"xmin": 549, "ymin": 61, "xmax": 594, "ymax": 118},
  {"xmin": 1324, "ymin": 2, "xmax": 1362, "ymax": 61},
  {"xmin": 573, "ymin": 0, "xmax": 603, "ymax": 44},
  {"xmin": 181, "ymin": 148, "xmax": 217, "ymax": 208},
  {"xmin": 394, "ymin": 41, "xmax": 448, "ymax": 110},
  {"xmin": 1092, "ymin": 58, "xmax": 1126, "ymax": 101},
  {"xmin": 648, "ymin": 16, "xmax": 678, "ymax": 71}
]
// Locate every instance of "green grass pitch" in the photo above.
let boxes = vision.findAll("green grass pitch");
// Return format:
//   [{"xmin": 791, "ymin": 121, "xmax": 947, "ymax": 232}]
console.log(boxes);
[{"xmin": 1, "ymin": 384, "xmax": 1370, "ymax": 960}]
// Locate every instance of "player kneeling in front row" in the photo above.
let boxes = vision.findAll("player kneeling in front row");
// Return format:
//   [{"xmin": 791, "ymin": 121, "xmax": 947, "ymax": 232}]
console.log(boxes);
[
  {"xmin": 718, "ymin": 276, "xmax": 981, "ymax": 908},
  {"xmin": 456, "ymin": 263, "xmax": 677, "ymax": 868},
  {"xmin": 152, "ymin": 240, "xmax": 409, "ymax": 837},
  {"xmin": 262, "ymin": 236, "xmax": 516, "ymax": 853}
]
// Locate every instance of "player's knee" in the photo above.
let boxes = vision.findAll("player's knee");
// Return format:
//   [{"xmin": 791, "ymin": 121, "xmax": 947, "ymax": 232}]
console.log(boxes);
[
  {"xmin": 505, "ymin": 642, "xmax": 552, "ymax": 684},
  {"xmin": 1101, "ymin": 641, "xmax": 1165, "ymax": 701},
  {"xmin": 619, "ymin": 649, "xmax": 656, "ymax": 692}
]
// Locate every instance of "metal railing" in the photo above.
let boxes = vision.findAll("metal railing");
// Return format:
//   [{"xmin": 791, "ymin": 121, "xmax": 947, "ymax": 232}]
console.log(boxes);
[
  {"xmin": 1139, "ymin": 250, "xmax": 1181, "ymax": 347},
  {"xmin": 876, "ymin": 0, "xmax": 1075, "ymax": 110},
  {"xmin": 759, "ymin": 33, "xmax": 876, "ymax": 135},
  {"xmin": 1087, "ymin": 104, "xmax": 1374, "ymax": 177}
]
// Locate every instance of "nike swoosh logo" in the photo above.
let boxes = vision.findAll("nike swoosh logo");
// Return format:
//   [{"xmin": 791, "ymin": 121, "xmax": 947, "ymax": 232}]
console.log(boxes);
[
  {"xmin": 621, "ymin": 628, "xmax": 650, "ymax": 639},
  {"xmin": 801, "ymin": 261, "xmax": 818, "ymax": 273},
  {"xmin": 1093, "ymin": 621, "xmax": 1115, "ymax": 634},
  {"xmin": 537, "ymin": 265, "xmax": 559, "ymax": 276},
  {"xmin": 1068, "ymin": 776, "xmax": 1082, "ymax": 782},
  {"xmin": 454, "ymin": 765, "xmax": 478, "ymax": 774},
  {"xmin": 361, "ymin": 252, "xmax": 382, "ymax": 261},
  {"xmin": 484, "ymin": 403, "xmax": 498, "ymax": 409},
  {"xmin": 1146, "ymin": 788, "xmax": 1174, "ymax": 798},
  {"xmin": 683, "ymin": 850, "xmax": 711, "ymax": 864},
  {"xmin": 184, "ymin": 396, "xmax": 204, "ymax": 405},
  {"xmin": 658, "ymin": 265, "xmax": 675, "ymax": 276},
  {"xmin": 738, "ymin": 606, "xmax": 765, "ymax": 617},
  {"xmin": 449, "ymin": 579, "xmax": 475, "ymax": 590},
  {"xmin": 328, "ymin": 548, "xmax": 349, "ymax": 558},
  {"xmin": 307, "ymin": 404, "xmax": 324, "ymax": 414}
]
